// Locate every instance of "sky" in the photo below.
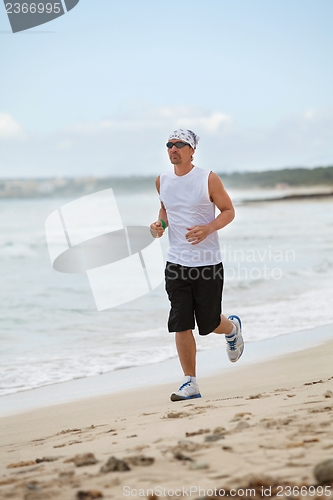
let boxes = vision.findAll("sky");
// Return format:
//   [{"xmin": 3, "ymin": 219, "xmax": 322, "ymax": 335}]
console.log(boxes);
[{"xmin": 0, "ymin": 0, "xmax": 333, "ymax": 178}]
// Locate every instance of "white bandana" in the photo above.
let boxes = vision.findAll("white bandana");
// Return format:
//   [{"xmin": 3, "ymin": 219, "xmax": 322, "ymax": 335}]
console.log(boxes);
[{"xmin": 168, "ymin": 129, "xmax": 200, "ymax": 150}]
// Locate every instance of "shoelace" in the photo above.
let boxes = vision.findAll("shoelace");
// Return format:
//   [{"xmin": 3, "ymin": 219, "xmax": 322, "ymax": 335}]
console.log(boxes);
[
  {"xmin": 226, "ymin": 337, "xmax": 237, "ymax": 350},
  {"xmin": 178, "ymin": 381, "xmax": 191, "ymax": 391}
]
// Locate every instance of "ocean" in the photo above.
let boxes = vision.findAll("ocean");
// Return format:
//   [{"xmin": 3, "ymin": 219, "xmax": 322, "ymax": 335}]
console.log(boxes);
[{"xmin": 1, "ymin": 184, "xmax": 333, "ymax": 398}]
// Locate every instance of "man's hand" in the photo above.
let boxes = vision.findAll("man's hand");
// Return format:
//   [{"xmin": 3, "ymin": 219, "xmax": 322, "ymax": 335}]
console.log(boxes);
[
  {"xmin": 185, "ymin": 224, "xmax": 213, "ymax": 245},
  {"xmin": 150, "ymin": 221, "xmax": 165, "ymax": 238}
]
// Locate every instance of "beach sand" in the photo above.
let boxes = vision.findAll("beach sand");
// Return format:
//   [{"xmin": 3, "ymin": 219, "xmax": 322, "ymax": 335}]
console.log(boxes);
[{"xmin": 1, "ymin": 334, "xmax": 333, "ymax": 500}]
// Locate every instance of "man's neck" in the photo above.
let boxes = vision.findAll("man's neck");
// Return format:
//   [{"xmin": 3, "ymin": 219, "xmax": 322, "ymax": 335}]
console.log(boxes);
[{"xmin": 173, "ymin": 161, "xmax": 194, "ymax": 177}]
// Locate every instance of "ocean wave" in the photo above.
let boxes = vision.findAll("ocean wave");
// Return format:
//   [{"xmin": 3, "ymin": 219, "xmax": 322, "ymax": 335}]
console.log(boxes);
[{"xmin": 0, "ymin": 345, "xmax": 177, "ymax": 397}]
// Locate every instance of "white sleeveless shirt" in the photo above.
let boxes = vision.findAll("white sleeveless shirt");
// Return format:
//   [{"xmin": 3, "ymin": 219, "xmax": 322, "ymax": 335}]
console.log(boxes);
[{"xmin": 160, "ymin": 166, "xmax": 221, "ymax": 266}]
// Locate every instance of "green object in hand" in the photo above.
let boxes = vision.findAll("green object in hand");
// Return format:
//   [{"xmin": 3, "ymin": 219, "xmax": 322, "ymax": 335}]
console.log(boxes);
[{"xmin": 159, "ymin": 219, "xmax": 167, "ymax": 230}]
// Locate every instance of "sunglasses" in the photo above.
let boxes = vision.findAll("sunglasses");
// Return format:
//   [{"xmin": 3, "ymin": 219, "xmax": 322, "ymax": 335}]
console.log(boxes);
[{"xmin": 166, "ymin": 141, "xmax": 190, "ymax": 149}]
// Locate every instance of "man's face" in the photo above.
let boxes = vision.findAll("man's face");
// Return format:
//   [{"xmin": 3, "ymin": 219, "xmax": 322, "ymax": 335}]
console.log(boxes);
[{"xmin": 167, "ymin": 140, "xmax": 194, "ymax": 165}]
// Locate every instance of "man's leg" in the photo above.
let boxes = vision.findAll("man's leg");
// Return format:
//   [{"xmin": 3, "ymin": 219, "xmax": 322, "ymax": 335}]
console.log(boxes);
[
  {"xmin": 213, "ymin": 314, "xmax": 233, "ymax": 334},
  {"xmin": 171, "ymin": 329, "xmax": 201, "ymax": 401},
  {"xmin": 175, "ymin": 329, "xmax": 196, "ymax": 376}
]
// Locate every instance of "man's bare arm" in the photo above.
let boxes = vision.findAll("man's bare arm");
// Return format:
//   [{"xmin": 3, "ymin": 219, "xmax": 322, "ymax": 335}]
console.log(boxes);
[
  {"xmin": 150, "ymin": 176, "xmax": 168, "ymax": 238},
  {"xmin": 185, "ymin": 172, "xmax": 235, "ymax": 245},
  {"xmin": 207, "ymin": 171, "xmax": 235, "ymax": 231}
]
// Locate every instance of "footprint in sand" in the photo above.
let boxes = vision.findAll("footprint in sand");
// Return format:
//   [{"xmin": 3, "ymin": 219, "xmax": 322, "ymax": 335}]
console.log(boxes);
[
  {"xmin": 185, "ymin": 428, "xmax": 210, "ymax": 437},
  {"xmin": 309, "ymin": 406, "xmax": 332, "ymax": 414},
  {"xmin": 163, "ymin": 411, "xmax": 189, "ymax": 419},
  {"xmin": 246, "ymin": 393, "xmax": 270, "ymax": 400},
  {"xmin": 304, "ymin": 380, "xmax": 324, "ymax": 386}
]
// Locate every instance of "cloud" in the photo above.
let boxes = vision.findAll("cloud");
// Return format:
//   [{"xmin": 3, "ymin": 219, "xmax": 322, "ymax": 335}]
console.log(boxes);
[
  {"xmin": 0, "ymin": 113, "xmax": 25, "ymax": 140},
  {"xmin": 183, "ymin": 112, "xmax": 231, "ymax": 133},
  {"xmin": 66, "ymin": 107, "xmax": 232, "ymax": 136},
  {"xmin": 159, "ymin": 107, "xmax": 231, "ymax": 132},
  {"xmin": 0, "ymin": 106, "xmax": 332, "ymax": 177}
]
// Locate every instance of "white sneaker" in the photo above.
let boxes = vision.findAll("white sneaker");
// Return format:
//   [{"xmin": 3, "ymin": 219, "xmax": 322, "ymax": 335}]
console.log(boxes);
[
  {"xmin": 170, "ymin": 376, "xmax": 202, "ymax": 402},
  {"xmin": 226, "ymin": 315, "xmax": 244, "ymax": 363}
]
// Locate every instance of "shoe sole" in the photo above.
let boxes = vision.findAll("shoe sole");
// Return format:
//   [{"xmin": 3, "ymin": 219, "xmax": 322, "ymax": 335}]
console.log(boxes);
[{"xmin": 170, "ymin": 393, "xmax": 202, "ymax": 402}]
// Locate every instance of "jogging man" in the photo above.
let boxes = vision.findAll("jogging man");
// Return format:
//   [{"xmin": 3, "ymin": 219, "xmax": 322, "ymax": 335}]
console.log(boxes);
[{"xmin": 150, "ymin": 129, "xmax": 244, "ymax": 402}]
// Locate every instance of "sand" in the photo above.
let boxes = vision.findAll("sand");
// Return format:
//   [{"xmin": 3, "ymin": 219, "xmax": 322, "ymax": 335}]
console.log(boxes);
[{"xmin": 1, "ymin": 334, "xmax": 333, "ymax": 500}]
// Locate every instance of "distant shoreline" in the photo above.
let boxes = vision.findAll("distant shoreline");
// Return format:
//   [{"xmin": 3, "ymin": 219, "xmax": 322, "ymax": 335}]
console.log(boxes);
[
  {"xmin": 0, "ymin": 164, "xmax": 333, "ymax": 199},
  {"xmin": 220, "ymin": 165, "xmax": 333, "ymax": 189},
  {"xmin": 242, "ymin": 190, "xmax": 333, "ymax": 203}
]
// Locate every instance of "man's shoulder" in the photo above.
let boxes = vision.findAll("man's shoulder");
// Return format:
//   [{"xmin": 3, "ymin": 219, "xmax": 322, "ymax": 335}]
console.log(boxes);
[
  {"xmin": 194, "ymin": 167, "xmax": 220, "ymax": 182},
  {"xmin": 208, "ymin": 171, "xmax": 223, "ymax": 182},
  {"xmin": 159, "ymin": 171, "xmax": 174, "ymax": 182},
  {"xmin": 194, "ymin": 166, "xmax": 217, "ymax": 175},
  {"xmin": 156, "ymin": 172, "xmax": 171, "ymax": 192}
]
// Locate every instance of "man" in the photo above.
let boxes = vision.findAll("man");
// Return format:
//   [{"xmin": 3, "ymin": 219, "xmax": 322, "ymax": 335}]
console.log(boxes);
[{"xmin": 150, "ymin": 129, "xmax": 244, "ymax": 402}]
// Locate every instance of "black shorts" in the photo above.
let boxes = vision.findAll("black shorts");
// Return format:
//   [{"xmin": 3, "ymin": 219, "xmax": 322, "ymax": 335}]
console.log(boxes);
[{"xmin": 165, "ymin": 261, "xmax": 224, "ymax": 336}]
